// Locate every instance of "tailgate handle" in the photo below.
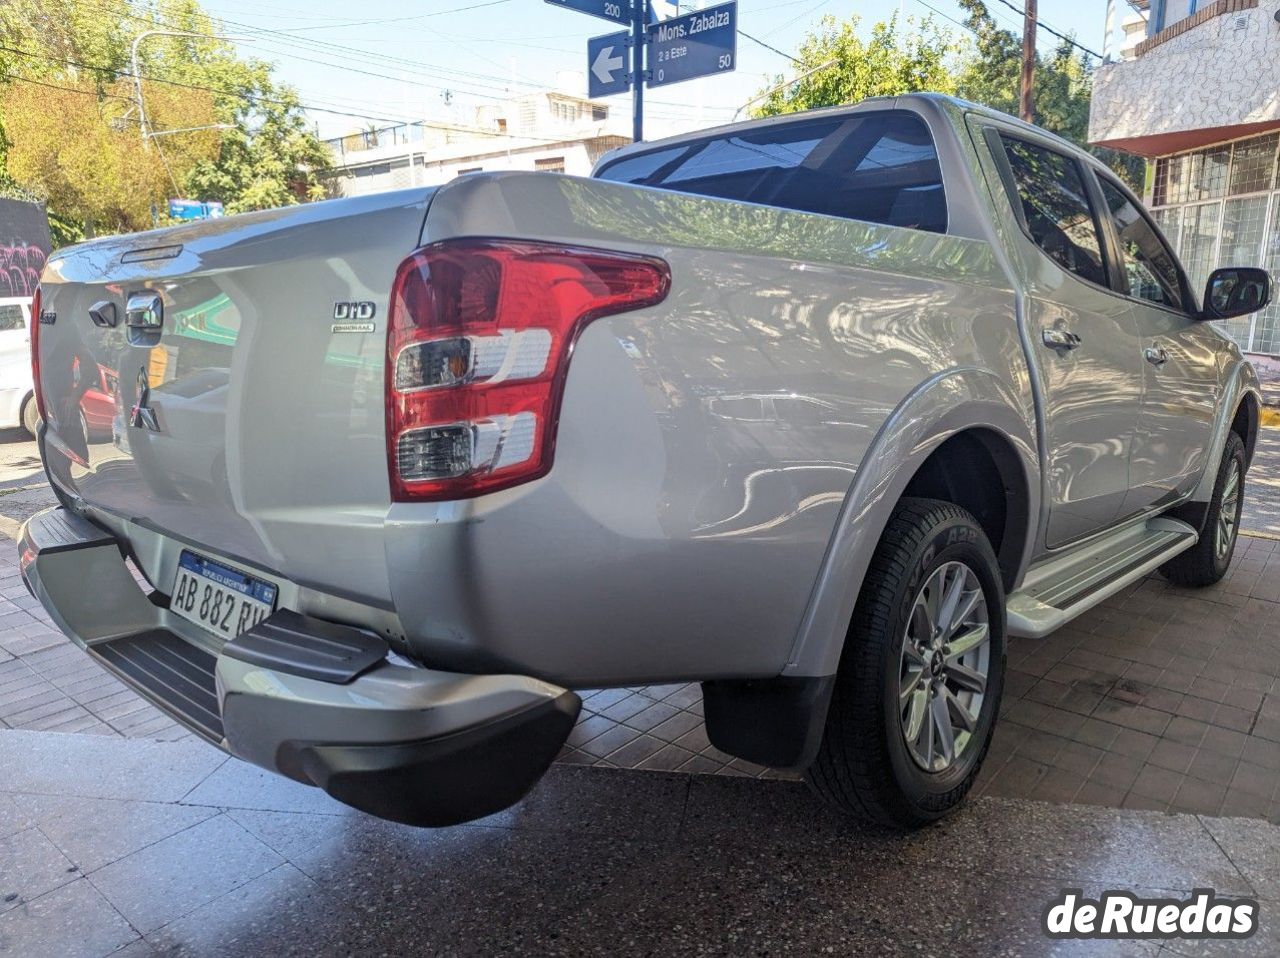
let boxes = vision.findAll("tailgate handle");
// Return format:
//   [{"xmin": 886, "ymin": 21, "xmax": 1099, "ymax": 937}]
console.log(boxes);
[
  {"xmin": 125, "ymin": 292, "xmax": 163, "ymax": 330},
  {"xmin": 89, "ymin": 301, "xmax": 118, "ymax": 328}
]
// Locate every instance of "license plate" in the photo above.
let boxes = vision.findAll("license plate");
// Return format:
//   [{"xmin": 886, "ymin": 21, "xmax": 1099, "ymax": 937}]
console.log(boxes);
[{"xmin": 171, "ymin": 550, "xmax": 277, "ymax": 639}]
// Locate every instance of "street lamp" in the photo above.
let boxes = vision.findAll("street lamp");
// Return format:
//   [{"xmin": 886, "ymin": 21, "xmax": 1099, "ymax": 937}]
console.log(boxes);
[
  {"xmin": 130, "ymin": 29, "xmax": 251, "ymax": 147},
  {"xmin": 731, "ymin": 58, "xmax": 840, "ymax": 122}
]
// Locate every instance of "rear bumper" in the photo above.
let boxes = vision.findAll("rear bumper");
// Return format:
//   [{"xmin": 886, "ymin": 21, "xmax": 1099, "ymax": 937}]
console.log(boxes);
[{"xmin": 17, "ymin": 506, "xmax": 580, "ymax": 826}]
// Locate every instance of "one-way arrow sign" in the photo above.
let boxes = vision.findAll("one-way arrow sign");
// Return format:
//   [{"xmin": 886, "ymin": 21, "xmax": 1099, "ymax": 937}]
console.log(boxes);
[{"xmin": 587, "ymin": 30, "xmax": 631, "ymax": 98}]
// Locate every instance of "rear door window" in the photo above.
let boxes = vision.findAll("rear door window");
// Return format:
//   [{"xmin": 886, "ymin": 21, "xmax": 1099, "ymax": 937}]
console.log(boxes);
[
  {"xmin": 998, "ymin": 135, "xmax": 1108, "ymax": 288},
  {"xmin": 596, "ymin": 110, "xmax": 947, "ymax": 233}
]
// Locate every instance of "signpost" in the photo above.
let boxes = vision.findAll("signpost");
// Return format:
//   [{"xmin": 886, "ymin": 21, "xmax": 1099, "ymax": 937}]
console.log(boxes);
[
  {"xmin": 544, "ymin": 0, "xmax": 629, "ymax": 25},
  {"xmin": 545, "ymin": 0, "xmax": 738, "ymax": 142},
  {"xmin": 647, "ymin": 2, "xmax": 736, "ymax": 88},
  {"xmin": 587, "ymin": 29, "xmax": 630, "ymax": 99}
]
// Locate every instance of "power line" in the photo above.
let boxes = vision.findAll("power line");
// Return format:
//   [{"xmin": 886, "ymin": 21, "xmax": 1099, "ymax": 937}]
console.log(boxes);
[
  {"xmin": 251, "ymin": 0, "xmax": 516, "ymax": 34},
  {"xmin": 75, "ymin": 0, "xmax": 548, "ymax": 98},
  {"xmin": 989, "ymin": 0, "xmax": 1103, "ymax": 59},
  {"xmin": 1, "ymin": 43, "xmax": 633, "ymax": 144},
  {"xmin": 739, "ymin": 30, "xmax": 802, "ymax": 64},
  {"xmin": 0, "ymin": 44, "xmax": 419, "ymax": 124},
  {"xmin": 0, "ymin": 71, "xmax": 133, "ymax": 101}
]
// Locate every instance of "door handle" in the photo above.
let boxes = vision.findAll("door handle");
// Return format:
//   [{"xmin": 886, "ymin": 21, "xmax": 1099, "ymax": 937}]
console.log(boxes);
[
  {"xmin": 1144, "ymin": 345, "xmax": 1168, "ymax": 367},
  {"xmin": 1042, "ymin": 327, "xmax": 1082, "ymax": 350},
  {"xmin": 125, "ymin": 292, "xmax": 163, "ymax": 329}
]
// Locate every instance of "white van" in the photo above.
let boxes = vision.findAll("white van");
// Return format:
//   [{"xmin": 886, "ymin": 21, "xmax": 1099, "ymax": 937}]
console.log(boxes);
[{"xmin": 0, "ymin": 296, "xmax": 37, "ymax": 436}]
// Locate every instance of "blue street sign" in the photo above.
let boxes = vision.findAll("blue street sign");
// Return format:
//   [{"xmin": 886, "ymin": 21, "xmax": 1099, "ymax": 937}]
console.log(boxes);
[
  {"xmin": 647, "ymin": 0, "xmax": 736, "ymax": 88},
  {"xmin": 545, "ymin": 0, "xmax": 629, "ymax": 25},
  {"xmin": 587, "ymin": 30, "xmax": 632, "ymax": 98}
]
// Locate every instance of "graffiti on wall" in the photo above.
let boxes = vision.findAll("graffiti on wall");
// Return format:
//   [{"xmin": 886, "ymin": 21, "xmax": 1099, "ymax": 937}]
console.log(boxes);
[
  {"xmin": 0, "ymin": 198, "xmax": 52, "ymax": 299},
  {"xmin": 0, "ymin": 243, "xmax": 46, "ymax": 297}
]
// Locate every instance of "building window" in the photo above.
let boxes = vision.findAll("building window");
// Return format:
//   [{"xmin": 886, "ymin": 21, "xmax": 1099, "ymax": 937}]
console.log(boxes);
[
  {"xmin": 535, "ymin": 157, "xmax": 566, "ymax": 173},
  {"xmin": 456, "ymin": 167, "xmax": 482, "ymax": 176},
  {"xmin": 1150, "ymin": 132, "xmax": 1280, "ymax": 353},
  {"xmin": 552, "ymin": 100, "xmax": 579, "ymax": 123},
  {"xmin": 592, "ymin": 106, "xmax": 607, "ymax": 121}
]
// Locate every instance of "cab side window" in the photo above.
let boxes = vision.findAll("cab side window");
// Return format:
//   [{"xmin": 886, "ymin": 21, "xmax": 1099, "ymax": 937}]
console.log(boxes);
[
  {"xmin": 1097, "ymin": 178, "xmax": 1187, "ymax": 312},
  {"xmin": 999, "ymin": 135, "xmax": 1108, "ymax": 288}
]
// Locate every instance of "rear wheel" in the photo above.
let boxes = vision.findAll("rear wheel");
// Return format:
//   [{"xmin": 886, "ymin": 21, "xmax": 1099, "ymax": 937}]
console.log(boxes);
[
  {"xmin": 20, "ymin": 395, "xmax": 39, "ymax": 438},
  {"xmin": 807, "ymin": 497, "xmax": 1006, "ymax": 829},
  {"xmin": 1159, "ymin": 432, "xmax": 1246, "ymax": 588}
]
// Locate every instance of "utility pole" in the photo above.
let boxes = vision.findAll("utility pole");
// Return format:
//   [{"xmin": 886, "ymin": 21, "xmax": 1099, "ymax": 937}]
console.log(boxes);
[
  {"xmin": 1019, "ymin": 0, "xmax": 1037, "ymax": 123},
  {"xmin": 630, "ymin": 0, "xmax": 645, "ymax": 142}
]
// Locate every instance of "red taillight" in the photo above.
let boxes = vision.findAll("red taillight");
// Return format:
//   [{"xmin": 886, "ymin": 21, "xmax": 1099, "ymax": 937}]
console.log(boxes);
[
  {"xmin": 386, "ymin": 239, "xmax": 670, "ymax": 501},
  {"xmin": 30, "ymin": 286, "xmax": 45, "ymax": 421}
]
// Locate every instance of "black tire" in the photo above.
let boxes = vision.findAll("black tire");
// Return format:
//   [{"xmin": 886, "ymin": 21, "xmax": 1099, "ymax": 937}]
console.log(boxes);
[
  {"xmin": 20, "ymin": 395, "xmax": 39, "ymax": 438},
  {"xmin": 806, "ymin": 497, "xmax": 1006, "ymax": 829},
  {"xmin": 1159, "ymin": 432, "xmax": 1246, "ymax": 588}
]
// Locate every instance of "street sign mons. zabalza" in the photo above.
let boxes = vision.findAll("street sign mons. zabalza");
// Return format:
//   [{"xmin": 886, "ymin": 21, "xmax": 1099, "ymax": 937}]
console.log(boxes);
[{"xmin": 546, "ymin": 0, "xmax": 737, "ymax": 139}]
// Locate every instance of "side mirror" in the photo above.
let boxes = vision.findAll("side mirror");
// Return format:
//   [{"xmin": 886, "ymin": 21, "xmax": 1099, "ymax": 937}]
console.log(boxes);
[{"xmin": 1202, "ymin": 267, "xmax": 1271, "ymax": 320}]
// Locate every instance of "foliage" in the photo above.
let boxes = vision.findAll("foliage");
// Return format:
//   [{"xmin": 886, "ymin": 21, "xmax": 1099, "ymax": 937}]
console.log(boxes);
[
  {"xmin": 753, "ymin": 3, "xmax": 1144, "ymax": 189},
  {"xmin": 953, "ymin": 0, "xmax": 1142, "ymax": 185},
  {"xmin": 0, "ymin": 0, "xmax": 331, "ymax": 240},
  {"xmin": 753, "ymin": 14, "xmax": 961, "ymax": 117}
]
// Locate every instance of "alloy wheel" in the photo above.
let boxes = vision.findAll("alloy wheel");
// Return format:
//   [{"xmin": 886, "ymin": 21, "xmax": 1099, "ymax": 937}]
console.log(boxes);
[
  {"xmin": 898, "ymin": 561, "xmax": 990, "ymax": 773},
  {"xmin": 1217, "ymin": 460, "xmax": 1241, "ymax": 560}
]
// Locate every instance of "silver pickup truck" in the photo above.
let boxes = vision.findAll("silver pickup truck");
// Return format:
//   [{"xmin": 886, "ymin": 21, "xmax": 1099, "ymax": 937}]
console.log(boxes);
[{"xmin": 20, "ymin": 94, "xmax": 1271, "ymax": 829}]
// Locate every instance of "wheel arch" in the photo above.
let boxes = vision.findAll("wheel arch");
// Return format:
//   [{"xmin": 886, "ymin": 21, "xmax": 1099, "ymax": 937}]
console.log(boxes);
[
  {"xmin": 1231, "ymin": 390, "xmax": 1259, "ymax": 468},
  {"xmin": 781, "ymin": 368, "xmax": 1039, "ymax": 681}
]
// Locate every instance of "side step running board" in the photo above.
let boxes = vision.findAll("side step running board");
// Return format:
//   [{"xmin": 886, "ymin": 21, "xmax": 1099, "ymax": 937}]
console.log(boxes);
[{"xmin": 1007, "ymin": 516, "xmax": 1198, "ymax": 638}]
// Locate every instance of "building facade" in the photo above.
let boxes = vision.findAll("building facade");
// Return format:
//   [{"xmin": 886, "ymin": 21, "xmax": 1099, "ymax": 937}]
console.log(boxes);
[
  {"xmin": 1089, "ymin": 0, "xmax": 1280, "ymax": 354},
  {"xmin": 325, "ymin": 91, "xmax": 629, "ymax": 198}
]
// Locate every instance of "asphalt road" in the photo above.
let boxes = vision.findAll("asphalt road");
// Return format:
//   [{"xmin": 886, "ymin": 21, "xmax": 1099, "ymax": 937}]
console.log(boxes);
[{"xmin": 5, "ymin": 426, "xmax": 1280, "ymax": 539}]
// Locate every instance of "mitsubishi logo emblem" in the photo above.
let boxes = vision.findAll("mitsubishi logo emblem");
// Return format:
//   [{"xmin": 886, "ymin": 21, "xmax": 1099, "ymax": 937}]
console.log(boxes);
[{"xmin": 130, "ymin": 367, "xmax": 160, "ymax": 432}]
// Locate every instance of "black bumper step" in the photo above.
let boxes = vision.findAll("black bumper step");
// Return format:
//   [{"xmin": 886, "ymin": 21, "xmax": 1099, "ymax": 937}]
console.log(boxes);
[
  {"xmin": 89, "ymin": 630, "xmax": 223, "ymax": 743},
  {"xmin": 223, "ymin": 609, "xmax": 387, "ymax": 684}
]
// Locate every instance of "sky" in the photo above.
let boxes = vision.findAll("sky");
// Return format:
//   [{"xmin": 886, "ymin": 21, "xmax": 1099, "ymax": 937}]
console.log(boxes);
[{"xmin": 198, "ymin": 0, "xmax": 1120, "ymax": 141}]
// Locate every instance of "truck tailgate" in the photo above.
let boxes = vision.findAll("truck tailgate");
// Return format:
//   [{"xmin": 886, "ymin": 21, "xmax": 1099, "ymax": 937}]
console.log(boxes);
[{"xmin": 37, "ymin": 189, "xmax": 434, "ymax": 604}]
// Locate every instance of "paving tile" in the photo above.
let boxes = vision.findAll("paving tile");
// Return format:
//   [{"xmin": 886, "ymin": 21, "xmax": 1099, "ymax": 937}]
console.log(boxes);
[
  {"xmin": 145, "ymin": 864, "xmax": 325, "ymax": 955},
  {"xmin": 11, "ymin": 793, "xmax": 218, "ymax": 874},
  {"xmin": 1200, "ymin": 816, "xmax": 1280, "ymax": 902},
  {"xmin": 1130, "ymin": 764, "xmax": 1183, "ymax": 804},
  {"xmin": 901, "ymin": 798, "xmax": 1252, "ymax": 893},
  {"xmin": 0, "ymin": 828, "xmax": 79, "ymax": 912},
  {"xmin": 226, "ymin": 808, "xmax": 361, "ymax": 863},
  {"xmin": 480, "ymin": 764, "xmax": 688, "ymax": 837},
  {"xmin": 180, "ymin": 757, "xmax": 349, "ymax": 817},
  {"xmin": 0, "ymin": 878, "xmax": 139, "ymax": 958},
  {"xmin": 90, "ymin": 813, "xmax": 282, "ymax": 933},
  {"xmin": 1170, "ymin": 778, "xmax": 1228, "ymax": 816}
]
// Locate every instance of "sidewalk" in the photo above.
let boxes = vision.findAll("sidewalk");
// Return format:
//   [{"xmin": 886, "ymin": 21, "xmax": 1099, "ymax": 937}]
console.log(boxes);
[{"xmin": 3, "ymin": 729, "xmax": 1280, "ymax": 957}]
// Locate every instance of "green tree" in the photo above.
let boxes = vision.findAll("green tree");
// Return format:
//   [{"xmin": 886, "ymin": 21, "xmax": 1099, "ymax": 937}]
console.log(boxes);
[
  {"xmin": 753, "ymin": 14, "xmax": 961, "ymax": 117},
  {"xmin": 0, "ymin": 0, "xmax": 331, "ymax": 239},
  {"xmin": 751, "ymin": 5, "xmax": 1143, "ymax": 188},
  {"xmin": 953, "ymin": 0, "xmax": 1141, "ymax": 185}
]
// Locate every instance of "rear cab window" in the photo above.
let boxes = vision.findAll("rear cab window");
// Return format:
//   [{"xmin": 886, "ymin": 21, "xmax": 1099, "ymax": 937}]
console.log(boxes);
[{"xmin": 595, "ymin": 110, "xmax": 948, "ymax": 233}]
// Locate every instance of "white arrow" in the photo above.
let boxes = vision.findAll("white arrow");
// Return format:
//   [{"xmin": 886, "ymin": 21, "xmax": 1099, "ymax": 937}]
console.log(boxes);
[{"xmin": 592, "ymin": 45, "xmax": 624, "ymax": 84}]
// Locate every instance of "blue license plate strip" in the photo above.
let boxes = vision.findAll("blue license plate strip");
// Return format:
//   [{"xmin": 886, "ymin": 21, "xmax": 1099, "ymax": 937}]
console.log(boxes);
[{"xmin": 177, "ymin": 551, "xmax": 278, "ymax": 606}]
